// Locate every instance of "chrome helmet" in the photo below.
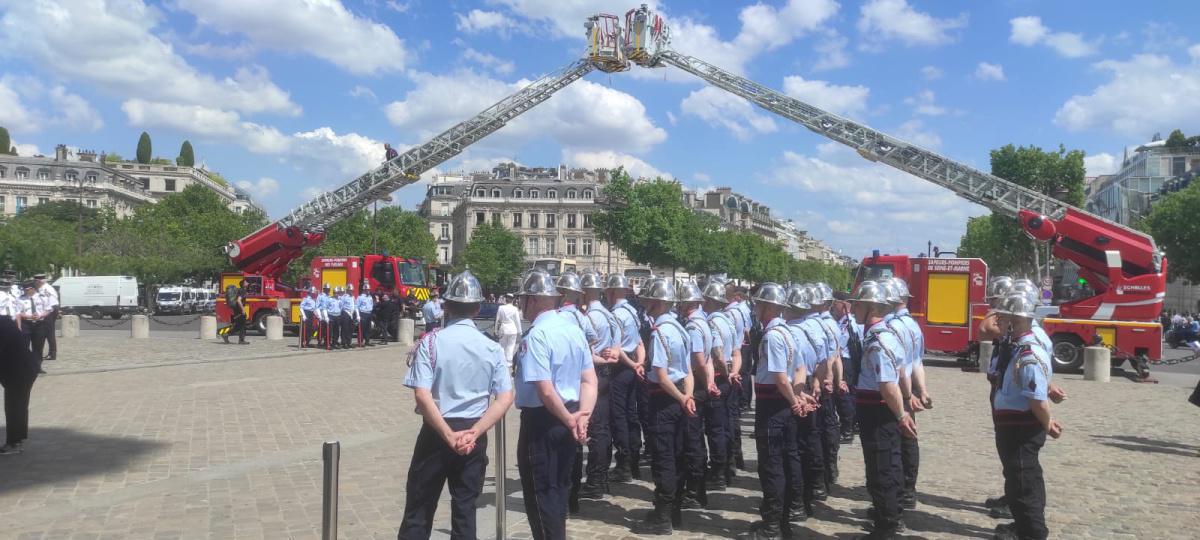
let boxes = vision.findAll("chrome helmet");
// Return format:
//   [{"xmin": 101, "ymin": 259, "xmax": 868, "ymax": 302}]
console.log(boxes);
[
  {"xmin": 878, "ymin": 279, "xmax": 904, "ymax": 305},
  {"xmin": 888, "ymin": 278, "xmax": 911, "ymax": 299},
  {"xmin": 519, "ymin": 270, "xmax": 561, "ymax": 297},
  {"xmin": 1008, "ymin": 280, "xmax": 1041, "ymax": 304},
  {"xmin": 308, "ymin": 286, "xmax": 318, "ymax": 295},
  {"xmin": 346, "ymin": 283, "xmax": 354, "ymax": 292},
  {"xmin": 850, "ymin": 281, "xmax": 892, "ymax": 306},
  {"xmin": 702, "ymin": 280, "xmax": 728, "ymax": 303},
  {"xmin": 996, "ymin": 293, "xmax": 1038, "ymax": 319},
  {"xmin": 361, "ymin": 282, "xmax": 370, "ymax": 292},
  {"xmin": 639, "ymin": 277, "xmax": 677, "ymax": 302},
  {"xmin": 677, "ymin": 280, "xmax": 704, "ymax": 303},
  {"xmin": 556, "ymin": 271, "xmax": 583, "ymax": 294},
  {"xmin": 786, "ymin": 283, "xmax": 812, "ymax": 310},
  {"xmin": 580, "ymin": 270, "xmax": 605, "ymax": 290},
  {"xmin": 816, "ymin": 282, "xmax": 835, "ymax": 303},
  {"xmin": 985, "ymin": 276, "xmax": 1014, "ymax": 300},
  {"xmin": 751, "ymin": 282, "xmax": 789, "ymax": 307},
  {"xmin": 605, "ymin": 273, "xmax": 633, "ymax": 291},
  {"xmin": 333, "ymin": 286, "xmax": 343, "ymax": 294},
  {"xmin": 443, "ymin": 270, "xmax": 484, "ymax": 303}
]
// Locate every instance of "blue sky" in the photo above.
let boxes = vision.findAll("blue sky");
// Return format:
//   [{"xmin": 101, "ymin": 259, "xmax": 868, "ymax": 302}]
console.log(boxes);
[{"xmin": 2, "ymin": 0, "xmax": 1198, "ymax": 258}]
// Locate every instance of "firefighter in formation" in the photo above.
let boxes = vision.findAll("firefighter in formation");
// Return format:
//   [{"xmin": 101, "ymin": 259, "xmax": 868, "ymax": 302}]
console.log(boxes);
[{"xmin": 398, "ymin": 270, "xmax": 1062, "ymax": 540}]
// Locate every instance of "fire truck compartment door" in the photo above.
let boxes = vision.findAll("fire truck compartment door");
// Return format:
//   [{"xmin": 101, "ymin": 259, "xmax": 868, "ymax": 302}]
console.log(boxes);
[
  {"xmin": 1096, "ymin": 327, "xmax": 1115, "ymax": 347},
  {"xmin": 322, "ymin": 269, "xmax": 347, "ymax": 291},
  {"xmin": 927, "ymin": 273, "xmax": 969, "ymax": 326}
]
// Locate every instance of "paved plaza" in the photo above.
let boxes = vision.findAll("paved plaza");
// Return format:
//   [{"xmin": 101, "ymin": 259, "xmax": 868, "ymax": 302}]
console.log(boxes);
[{"xmin": 1, "ymin": 335, "xmax": 1198, "ymax": 539}]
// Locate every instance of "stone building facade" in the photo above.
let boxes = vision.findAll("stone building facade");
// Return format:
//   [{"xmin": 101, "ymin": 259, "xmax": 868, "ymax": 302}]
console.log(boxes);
[{"xmin": 0, "ymin": 145, "xmax": 155, "ymax": 217}]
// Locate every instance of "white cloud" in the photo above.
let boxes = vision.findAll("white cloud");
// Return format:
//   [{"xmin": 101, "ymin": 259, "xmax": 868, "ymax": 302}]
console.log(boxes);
[
  {"xmin": 920, "ymin": 65, "xmax": 943, "ymax": 80},
  {"xmin": 483, "ymin": 1, "xmax": 657, "ymax": 39},
  {"xmin": 349, "ymin": 85, "xmax": 377, "ymax": 101},
  {"xmin": 11, "ymin": 140, "xmax": 40, "ymax": 157},
  {"xmin": 383, "ymin": 69, "xmax": 666, "ymax": 154},
  {"xmin": 0, "ymin": 76, "xmax": 102, "ymax": 132},
  {"xmin": 893, "ymin": 119, "xmax": 941, "ymax": 149},
  {"xmin": 1084, "ymin": 152, "xmax": 1118, "ymax": 176},
  {"xmin": 177, "ymin": 0, "xmax": 409, "ymax": 75},
  {"xmin": 974, "ymin": 62, "xmax": 1006, "ymax": 81},
  {"xmin": 386, "ymin": 1, "xmax": 411, "ymax": 13},
  {"xmin": 563, "ymin": 150, "xmax": 669, "ymax": 180},
  {"xmin": 1054, "ymin": 53, "xmax": 1200, "ymax": 136},
  {"xmin": 237, "ymin": 177, "xmax": 280, "ymax": 199},
  {"xmin": 904, "ymin": 90, "xmax": 947, "ymax": 116},
  {"xmin": 462, "ymin": 48, "xmax": 515, "ymax": 75},
  {"xmin": 764, "ymin": 144, "xmax": 987, "ymax": 255},
  {"xmin": 812, "ymin": 30, "xmax": 850, "ymax": 71},
  {"xmin": 289, "ymin": 128, "xmax": 385, "ymax": 180},
  {"xmin": 679, "ymin": 87, "xmax": 778, "ymax": 141},
  {"xmin": 0, "ymin": 0, "xmax": 299, "ymax": 116},
  {"xmin": 1008, "ymin": 16, "xmax": 1099, "ymax": 58},
  {"xmin": 183, "ymin": 41, "xmax": 256, "ymax": 61},
  {"xmin": 456, "ymin": 9, "xmax": 515, "ymax": 34},
  {"xmin": 121, "ymin": 99, "xmax": 289, "ymax": 154},
  {"xmin": 858, "ymin": 0, "xmax": 967, "ymax": 48},
  {"xmin": 731, "ymin": 0, "xmax": 841, "ymax": 52},
  {"xmin": 783, "ymin": 76, "xmax": 871, "ymax": 118},
  {"xmin": 1189, "ymin": 44, "xmax": 1200, "ymax": 63}
]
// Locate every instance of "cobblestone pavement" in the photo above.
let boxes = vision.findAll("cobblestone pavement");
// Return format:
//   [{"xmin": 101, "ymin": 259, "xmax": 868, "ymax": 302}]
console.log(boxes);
[{"xmin": 2, "ymin": 341, "xmax": 1198, "ymax": 539}]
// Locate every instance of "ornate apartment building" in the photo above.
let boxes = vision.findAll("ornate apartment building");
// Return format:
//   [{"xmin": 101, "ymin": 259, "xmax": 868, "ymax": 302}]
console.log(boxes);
[
  {"xmin": 418, "ymin": 163, "xmax": 649, "ymax": 282},
  {"xmin": 684, "ymin": 186, "xmax": 845, "ymax": 264}
]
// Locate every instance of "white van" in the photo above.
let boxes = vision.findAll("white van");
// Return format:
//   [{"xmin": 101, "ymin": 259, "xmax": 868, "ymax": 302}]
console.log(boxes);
[
  {"xmin": 54, "ymin": 276, "xmax": 140, "ymax": 319},
  {"xmin": 156, "ymin": 285, "xmax": 190, "ymax": 314}
]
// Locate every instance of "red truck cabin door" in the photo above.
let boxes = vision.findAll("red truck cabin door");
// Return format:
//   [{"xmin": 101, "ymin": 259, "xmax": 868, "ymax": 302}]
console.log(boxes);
[{"xmin": 914, "ymin": 258, "xmax": 987, "ymax": 355}]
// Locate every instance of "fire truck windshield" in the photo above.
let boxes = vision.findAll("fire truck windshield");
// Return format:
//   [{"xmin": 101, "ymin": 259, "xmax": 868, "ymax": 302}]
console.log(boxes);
[
  {"xmin": 856, "ymin": 263, "xmax": 895, "ymax": 283},
  {"xmin": 399, "ymin": 262, "xmax": 426, "ymax": 286}
]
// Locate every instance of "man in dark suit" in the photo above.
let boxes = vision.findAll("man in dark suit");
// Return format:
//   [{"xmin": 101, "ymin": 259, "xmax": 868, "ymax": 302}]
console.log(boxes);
[{"xmin": 1, "ymin": 314, "xmax": 40, "ymax": 454}]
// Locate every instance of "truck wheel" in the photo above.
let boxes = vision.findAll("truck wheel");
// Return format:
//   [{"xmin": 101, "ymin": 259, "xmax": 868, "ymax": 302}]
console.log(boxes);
[
  {"xmin": 1051, "ymin": 334, "xmax": 1085, "ymax": 372},
  {"xmin": 110, "ymin": 313, "xmax": 123, "ymax": 320},
  {"xmin": 254, "ymin": 311, "xmax": 274, "ymax": 335},
  {"xmin": 92, "ymin": 308, "xmax": 104, "ymax": 320}
]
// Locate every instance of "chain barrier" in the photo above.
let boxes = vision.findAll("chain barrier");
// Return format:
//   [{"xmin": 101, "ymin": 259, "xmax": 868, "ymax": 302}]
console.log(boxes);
[
  {"xmin": 147, "ymin": 314, "xmax": 204, "ymax": 326},
  {"xmin": 1147, "ymin": 351, "xmax": 1200, "ymax": 366},
  {"xmin": 80, "ymin": 316, "xmax": 130, "ymax": 328}
]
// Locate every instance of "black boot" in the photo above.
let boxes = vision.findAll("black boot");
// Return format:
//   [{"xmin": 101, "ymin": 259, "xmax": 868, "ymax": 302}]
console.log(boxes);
[
  {"xmin": 706, "ymin": 467, "xmax": 728, "ymax": 491},
  {"xmin": 578, "ymin": 482, "xmax": 608, "ymax": 500},
  {"xmin": 630, "ymin": 451, "xmax": 642, "ymax": 480},
  {"xmin": 738, "ymin": 521, "xmax": 782, "ymax": 539},
  {"xmin": 984, "ymin": 495, "xmax": 1007, "ymax": 508},
  {"xmin": 787, "ymin": 502, "xmax": 808, "ymax": 523},
  {"xmin": 632, "ymin": 509, "xmax": 673, "ymax": 535},
  {"xmin": 812, "ymin": 485, "xmax": 828, "ymax": 502},
  {"xmin": 610, "ymin": 458, "xmax": 632, "ymax": 483}
]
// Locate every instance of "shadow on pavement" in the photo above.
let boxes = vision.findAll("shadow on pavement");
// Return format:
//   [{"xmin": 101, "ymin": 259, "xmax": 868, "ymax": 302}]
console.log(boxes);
[
  {"xmin": 0, "ymin": 427, "xmax": 166, "ymax": 495},
  {"xmin": 1090, "ymin": 434, "xmax": 1200, "ymax": 457}
]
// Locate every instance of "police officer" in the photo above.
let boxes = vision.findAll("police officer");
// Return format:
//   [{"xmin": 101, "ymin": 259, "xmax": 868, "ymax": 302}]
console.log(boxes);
[
  {"xmin": 514, "ymin": 270, "xmax": 597, "ymax": 540},
  {"xmin": 701, "ymin": 280, "xmax": 740, "ymax": 489},
  {"xmin": 19, "ymin": 281, "xmax": 53, "ymax": 361},
  {"xmin": 741, "ymin": 282, "xmax": 812, "ymax": 540},
  {"xmin": 327, "ymin": 287, "xmax": 344, "ymax": 348},
  {"xmin": 850, "ymin": 281, "xmax": 916, "ymax": 539},
  {"xmin": 357, "ymin": 283, "xmax": 375, "ymax": 346},
  {"xmin": 631, "ymin": 277, "xmax": 694, "ymax": 535},
  {"xmin": 991, "ymin": 293, "xmax": 1062, "ymax": 540},
  {"xmin": 605, "ymin": 274, "xmax": 646, "ymax": 482},
  {"xmin": 422, "ymin": 291, "xmax": 444, "ymax": 332},
  {"xmin": 555, "ymin": 271, "xmax": 600, "ymax": 513},
  {"xmin": 885, "ymin": 278, "xmax": 925, "ymax": 511},
  {"xmin": 34, "ymin": 274, "xmax": 57, "ymax": 361},
  {"xmin": 677, "ymin": 280, "xmax": 717, "ymax": 509},
  {"xmin": 577, "ymin": 270, "xmax": 621, "ymax": 501},
  {"xmin": 0, "ymin": 306, "xmax": 40, "ymax": 455},
  {"xmin": 0, "ymin": 277, "xmax": 18, "ymax": 323},
  {"xmin": 299, "ymin": 287, "xmax": 322, "ymax": 348},
  {"xmin": 783, "ymin": 284, "xmax": 822, "ymax": 523},
  {"xmin": 399, "ymin": 271, "xmax": 514, "ymax": 539}
]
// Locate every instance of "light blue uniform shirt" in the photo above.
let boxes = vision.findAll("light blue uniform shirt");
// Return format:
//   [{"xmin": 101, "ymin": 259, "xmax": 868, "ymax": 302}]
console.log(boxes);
[
  {"xmin": 356, "ymin": 294, "xmax": 373, "ymax": 314},
  {"xmin": 1031, "ymin": 321, "xmax": 1053, "ymax": 368},
  {"xmin": 585, "ymin": 300, "xmax": 619, "ymax": 353},
  {"xmin": 801, "ymin": 314, "xmax": 830, "ymax": 365},
  {"xmin": 992, "ymin": 331, "xmax": 1050, "ymax": 411},
  {"xmin": 708, "ymin": 310, "xmax": 738, "ymax": 370},
  {"xmin": 422, "ymin": 300, "xmax": 442, "ymax": 325},
  {"xmin": 685, "ymin": 309, "xmax": 718, "ymax": 362},
  {"xmin": 300, "ymin": 296, "xmax": 318, "ymax": 312},
  {"xmin": 896, "ymin": 308, "xmax": 924, "ymax": 373},
  {"xmin": 838, "ymin": 313, "xmax": 862, "ymax": 360},
  {"xmin": 610, "ymin": 299, "xmax": 641, "ymax": 353},
  {"xmin": 338, "ymin": 294, "xmax": 355, "ymax": 314},
  {"xmin": 819, "ymin": 312, "xmax": 841, "ymax": 358},
  {"xmin": 857, "ymin": 321, "xmax": 903, "ymax": 392},
  {"xmin": 756, "ymin": 317, "xmax": 797, "ymax": 382},
  {"xmin": 647, "ymin": 313, "xmax": 690, "ymax": 384},
  {"xmin": 883, "ymin": 313, "xmax": 911, "ymax": 374},
  {"xmin": 515, "ymin": 310, "xmax": 594, "ymax": 408},
  {"xmin": 404, "ymin": 319, "xmax": 512, "ymax": 418},
  {"xmin": 725, "ymin": 301, "xmax": 748, "ymax": 342},
  {"xmin": 736, "ymin": 301, "xmax": 752, "ymax": 338},
  {"xmin": 558, "ymin": 304, "xmax": 599, "ymax": 345},
  {"xmin": 785, "ymin": 318, "xmax": 821, "ymax": 378},
  {"xmin": 326, "ymin": 294, "xmax": 342, "ymax": 316}
]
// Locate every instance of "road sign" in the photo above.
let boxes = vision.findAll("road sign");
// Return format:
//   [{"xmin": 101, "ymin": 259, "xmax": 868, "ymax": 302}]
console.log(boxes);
[{"xmin": 1041, "ymin": 276, "xmax": 1053, "ymax": 288}]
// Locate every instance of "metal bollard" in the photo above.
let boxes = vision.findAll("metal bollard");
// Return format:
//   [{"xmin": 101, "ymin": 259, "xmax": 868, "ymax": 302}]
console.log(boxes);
[
  {"xmin": 1083, "ymin": 346, "xmax": 1111, "ymax": 382},
  {"xmin": 322, "ymin": 441, "xmax": 340, "ymax": 540},
  {"xmin": 495, "ymin": 416, "xmax": 507, "ymax": 540}
]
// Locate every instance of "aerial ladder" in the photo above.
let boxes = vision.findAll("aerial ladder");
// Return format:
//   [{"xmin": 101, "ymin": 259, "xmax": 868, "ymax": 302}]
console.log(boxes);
[{"xmin": 615, "ymin": 4, "xmax": 1167, "ymax": 373}]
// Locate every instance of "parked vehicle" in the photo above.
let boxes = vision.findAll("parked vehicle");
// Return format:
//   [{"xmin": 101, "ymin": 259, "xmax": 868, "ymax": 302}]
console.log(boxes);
[
  {"xmin": 156, "ymin": 286, "xmax": 190, "ymax": 315},
  {"xmin": 54, "ymin": 276, "xmax": 140, "ymax": 319}
]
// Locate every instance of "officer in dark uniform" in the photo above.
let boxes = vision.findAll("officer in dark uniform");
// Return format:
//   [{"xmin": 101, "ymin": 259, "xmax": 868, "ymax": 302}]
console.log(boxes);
[
  {"xmin": 577, "ymin": 270, "xmax": 621, "ymax": 500},
  {"xmin": 678, "ymin": 280, "xmax": 716, "ymax": 509},
  {"xmin": 832, "ymin": 291, "xmax": 863, "ymax": 444},
  {"xmin": 398, "ymin": 271, "xmax": 513, "ymax": 539},
  {"xmin": 34, "ymin": 274, "xmax": 57, "ymax": 361},
  {"xmin": 1, "ymin": 298, "xmax": 40, "ymax": 454},
  {"xmin": 702, "ymin": 280, "xmax": 740, "ymax": 489},
  {"xmin": 741, "ymin": 283, "xmax": 814, "ymax": 540},
  {"xmin": 886, "ymin": 278, "xmax": 926, "ymax": 510},
  {"xmin": 555, "ymin": 272, "xmax": 599, "ymax": 514},
  {"xmin": 991, "ymin": 293, "xmax": 1061, "ymax": 540},
  {"xmin": 813, "ymin": 283, "xmax": 845, "ymax": 494},
  {"xmin": 605, "ymin": 274, "xmax": 646, "ymax": 482},
  {"xmin": 514, "ymin": 270, "xmax": 597, "ymax": 540},
  {"xmin": 783, "ymin": 284, "xmax": 822, "ymax": 523},
  {"xmin": 632, "ymin": 277, "xmax": 693, "ymax": 535}
]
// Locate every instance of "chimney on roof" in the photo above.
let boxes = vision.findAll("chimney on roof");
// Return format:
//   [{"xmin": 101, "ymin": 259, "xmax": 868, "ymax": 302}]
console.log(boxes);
[
  {"xmin": 55, "ymin": 144, "xmax": 68, "ymax": 161},
  {"xmin": 78, "ymin": 149, "xmax": 96, "ymax": 162}
]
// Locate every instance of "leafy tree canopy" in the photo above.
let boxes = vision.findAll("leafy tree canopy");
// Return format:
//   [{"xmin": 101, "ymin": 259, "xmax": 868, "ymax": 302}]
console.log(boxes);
[
  {"xmin": 136, "ymin": 132, "xmax": 152, "ymax": 164},
  {"xmin": 1141, "ymin": 181, "xmax": 1200, "ymax": 283},
  {"xmin": 456, "ymin": 222, "xmax": 525, "ymax": 293}
]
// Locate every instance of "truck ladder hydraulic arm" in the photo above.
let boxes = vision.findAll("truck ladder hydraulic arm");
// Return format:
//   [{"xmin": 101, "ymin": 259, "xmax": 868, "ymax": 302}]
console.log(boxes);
[
  {"xmin": 653, "ymin": 48, "xmax": 1165, "ymax": 322},
  {"xmin": 225, "ymin": 58, "xmax": 597, "ymax": 277}
]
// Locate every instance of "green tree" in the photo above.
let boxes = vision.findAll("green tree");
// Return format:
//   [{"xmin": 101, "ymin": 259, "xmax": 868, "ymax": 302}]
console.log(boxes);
[
  {"xmin": 1141, "ymin": 181, "xmax": 1200, "ymax": 282},
  {"xmin": 136, "ymin": 131, "xmax": 152, "ymax": 164},
  {"xmin": 593, "ymin": 170, "xmax": 700, "ymax": 271},
  {"xmin": 958, "ymin": 144, "xmax": 1086, "ymax": 275},
  {"xmin": 1165, "ymin": 129, "xmax": 1188, "ymax": 149},
  {"xmin": 0, "ymin": 126, "xmax": 10, "ymax": 156},
  {"xmin": 456, "ymin": 222, "xmax": 525, "ymax": 293},
  {"xmin": 0, "ymin": 215, "xmax": 76, "ymax": 275},
  {"xmin": 288, "ymin": 208, "xmax": 437, "ymax": 283},
  {"xmin": 177, "ymin": 140, "xmax": 195, "ymax": 166},
  {"xmin": 104, "ymin": 152, "xmax": 125, "ymax": 163}
]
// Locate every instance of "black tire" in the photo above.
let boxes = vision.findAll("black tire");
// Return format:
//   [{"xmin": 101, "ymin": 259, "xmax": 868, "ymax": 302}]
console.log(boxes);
[
  {"xmin": 253, "ymin": 310, "xmax": 274, "ymax": 335},
  {"xmin": 110, "ymin": 313, "xmax": 122, "ymax": 320},
  {"xmin": 91, "ymin": 308, "xmax": 104, "ymax": 320},
  {"xmin": 1051, "ymin": 334, "xmax": 1086, "ymax": 372}
]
